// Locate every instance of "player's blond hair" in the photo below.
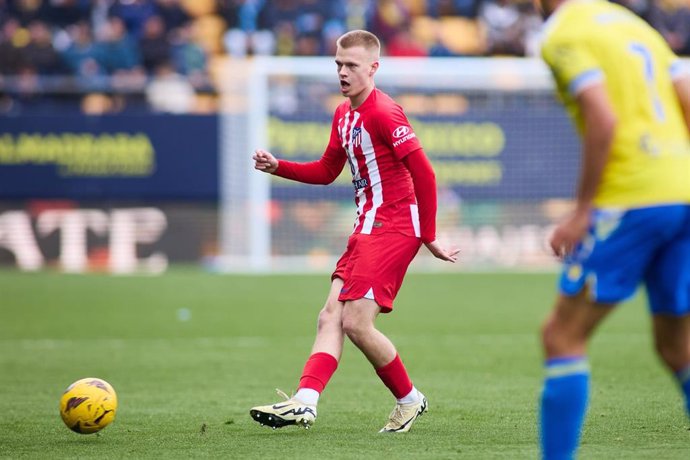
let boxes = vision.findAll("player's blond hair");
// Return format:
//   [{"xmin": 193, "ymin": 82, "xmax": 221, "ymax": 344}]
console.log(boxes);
[{"xmin": 336, "ymin": 30, "xmax": 381, "ymax": 59}]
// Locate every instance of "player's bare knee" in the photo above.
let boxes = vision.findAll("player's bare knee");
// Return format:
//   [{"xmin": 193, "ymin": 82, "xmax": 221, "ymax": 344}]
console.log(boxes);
[
  {"xmin": 540, "ymin": 318, "xmax": 551, "ymax": 347},
  {"xmin": 541, "ymin": 319, "xmax": 561, "ymax": 355},
  {"xmin": 341, "ymin": 316, "xmax": 361, "ymax": 341},
  {"xmin": 341, "ymin": 313, "xmax": 370, "ymax": 344},
  {"xmin": 541, "ymin": 317, "xmax": 581, "ymax": 357},
  {"xmin": 316, "ymin": 303, "xmax": 342, "ymax": 332}
]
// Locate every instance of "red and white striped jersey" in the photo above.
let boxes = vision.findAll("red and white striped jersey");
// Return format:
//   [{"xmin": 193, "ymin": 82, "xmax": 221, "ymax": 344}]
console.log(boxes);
[{"xmin": 326, "ymin": 88, "xmax": 423, "ymax": 237}]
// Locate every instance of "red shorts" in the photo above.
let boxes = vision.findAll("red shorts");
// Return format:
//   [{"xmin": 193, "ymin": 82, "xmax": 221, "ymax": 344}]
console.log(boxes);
[{"xmin": 331, "ymin": 232, "xmax": 422, "ymax": 313}]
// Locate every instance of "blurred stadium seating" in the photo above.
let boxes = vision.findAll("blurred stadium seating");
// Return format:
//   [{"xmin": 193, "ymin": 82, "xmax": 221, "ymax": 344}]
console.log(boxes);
[{"xmin": 0, "ymin": 0, "xmax": 688, "ymax": 115}]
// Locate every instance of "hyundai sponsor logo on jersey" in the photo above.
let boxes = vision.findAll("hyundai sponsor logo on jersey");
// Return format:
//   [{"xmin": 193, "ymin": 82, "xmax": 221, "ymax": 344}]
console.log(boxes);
[
  {"xmin": 392, "ymin": 126, "xmax": 409, "ymax": 138},
  {"xmin": 392, "ymin": 125, "xmax": 416, "ymax": 147}
]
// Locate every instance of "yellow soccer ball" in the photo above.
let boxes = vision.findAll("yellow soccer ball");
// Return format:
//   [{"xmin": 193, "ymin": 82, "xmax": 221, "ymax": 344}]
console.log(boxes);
[{"xmin": 59, "ymin": 378, "xmax": 117, "ymax": 434}]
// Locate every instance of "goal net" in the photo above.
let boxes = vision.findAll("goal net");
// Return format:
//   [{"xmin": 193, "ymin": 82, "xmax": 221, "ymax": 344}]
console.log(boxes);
[{"xmin": 217, "ymin": 57, "xmax": 580, "ymax": 272}]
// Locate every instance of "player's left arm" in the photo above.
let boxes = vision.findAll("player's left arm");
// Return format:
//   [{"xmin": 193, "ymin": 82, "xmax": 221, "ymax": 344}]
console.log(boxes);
[
  {"xmin": 542, "ymin": 35, "xmax": 617, "ymax": 257},
  {"xmin": 575, "ymin": 83, "xmax": 617, "ymax": 210},
  {"xmin": 550, "ymin": 83, "xmax": 617, "ymax": 257},
  {"xmin": 403, "ymin": 150, "xmax": 459, "ymax": 263},
  {"xmin": 380, "ymin": 102, "xmax": 458, "ymax": 262},
  {"xmin": 673, "ymin": 74, "xmax": 690, "ymax": 133}
]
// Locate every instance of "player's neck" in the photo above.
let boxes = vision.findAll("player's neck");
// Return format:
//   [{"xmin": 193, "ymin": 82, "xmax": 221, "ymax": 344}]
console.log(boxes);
[{"xmin": 349, "ymin": 85, "xmax": 375, "ymax": 110}]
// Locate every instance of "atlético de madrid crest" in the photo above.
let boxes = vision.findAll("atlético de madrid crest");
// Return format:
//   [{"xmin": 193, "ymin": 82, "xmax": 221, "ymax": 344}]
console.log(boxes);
[{"xmin": 351, "ymin": 127, "xmax": 361, "ymax": 148}]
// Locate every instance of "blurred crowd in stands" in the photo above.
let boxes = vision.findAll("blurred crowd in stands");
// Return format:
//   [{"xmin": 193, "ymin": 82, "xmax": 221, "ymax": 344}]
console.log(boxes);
[{"xmin": 0, "ymin": 0, "xmax": 689, "ymax": 114}]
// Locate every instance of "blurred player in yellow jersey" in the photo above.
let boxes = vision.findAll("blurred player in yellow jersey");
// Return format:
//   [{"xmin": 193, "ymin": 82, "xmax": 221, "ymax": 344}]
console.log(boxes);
[{"xmin": 533, "ymin": 0, "xmax": 690, "ymax": 458}]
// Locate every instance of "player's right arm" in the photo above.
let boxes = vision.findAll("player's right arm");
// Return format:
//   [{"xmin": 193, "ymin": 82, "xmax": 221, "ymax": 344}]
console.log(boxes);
[
  {"xmin": 253, "ymin": 147, "xmax": 346, "ymax": 185},
  {"xmin": 252, "ymin": 111, "xmax": 347, "ymax": 185}
]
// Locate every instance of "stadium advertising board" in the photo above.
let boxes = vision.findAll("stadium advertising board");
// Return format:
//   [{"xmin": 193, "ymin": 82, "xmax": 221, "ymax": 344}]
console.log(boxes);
[
  {"xmin": 0, "ymin": 202, "xmax": 218, "ymax": 273},
  {"xmin": 267, "ymin": 94, "xmax": 580, "ymax": 200},
  {"xmin": 0, "ymin": 115, "xmax": 218, "ymax": 200}
]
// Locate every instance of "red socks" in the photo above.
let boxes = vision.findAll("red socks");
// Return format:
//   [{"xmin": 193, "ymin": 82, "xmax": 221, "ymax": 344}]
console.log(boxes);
[
  {"xmin": 298, "ymin": 352, "xmax": 338, "ymax": 393},
  {"xmin": 375, "ymin": 354, "xmax": 413, "ymax": 399},
  {"xmin": 298, "ymin": 352, "xmax": 413, "ymax": 399}
]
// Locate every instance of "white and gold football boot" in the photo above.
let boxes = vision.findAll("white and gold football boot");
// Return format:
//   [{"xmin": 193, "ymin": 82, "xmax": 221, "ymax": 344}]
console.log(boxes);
[
  {"xmin": 379, "ymin": 391, "xmax": 428, "ymax": 433},
  {"xmin": 249, "ymin": 389, "xmax": 316, "ymax": 429}
]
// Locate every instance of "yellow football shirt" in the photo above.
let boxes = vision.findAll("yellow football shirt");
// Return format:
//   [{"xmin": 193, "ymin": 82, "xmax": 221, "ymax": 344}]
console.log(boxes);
[{"xmin": 540, "ymin": 0, "xmax": 690, "ymax": 207}]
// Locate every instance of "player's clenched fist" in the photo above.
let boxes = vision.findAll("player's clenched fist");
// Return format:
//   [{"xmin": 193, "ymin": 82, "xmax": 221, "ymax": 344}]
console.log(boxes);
[{"xmin": 253, "ymin": 149, "xmax": 278, "ymax": 173}]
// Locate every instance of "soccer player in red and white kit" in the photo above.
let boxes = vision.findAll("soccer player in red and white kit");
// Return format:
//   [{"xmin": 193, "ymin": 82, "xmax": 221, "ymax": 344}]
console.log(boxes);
[{"xmin": 249, "ymin": 29, "xmax": 459, "ymax": 433}]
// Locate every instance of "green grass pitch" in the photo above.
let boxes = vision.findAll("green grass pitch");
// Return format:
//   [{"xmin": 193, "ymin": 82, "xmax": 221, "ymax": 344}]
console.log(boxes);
[{"xmin": 1, "ymin": 269, "xmax": 689, "ymax": 459}]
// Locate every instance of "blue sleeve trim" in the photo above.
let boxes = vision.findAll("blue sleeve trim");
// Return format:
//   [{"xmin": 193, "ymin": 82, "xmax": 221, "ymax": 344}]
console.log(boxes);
[
  {"xmin": 670, "ymin": 60, "xmax": 689, "ymax": 80},
  {"xmin": 568, "ymin": 69, "xmax": 604, "ymax": 95}
]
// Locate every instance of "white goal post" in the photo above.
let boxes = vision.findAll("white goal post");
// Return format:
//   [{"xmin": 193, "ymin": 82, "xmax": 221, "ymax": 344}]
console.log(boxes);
[{"xmin": 216, "ymin": 57, "xmax": 572, "ymax": 273}]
